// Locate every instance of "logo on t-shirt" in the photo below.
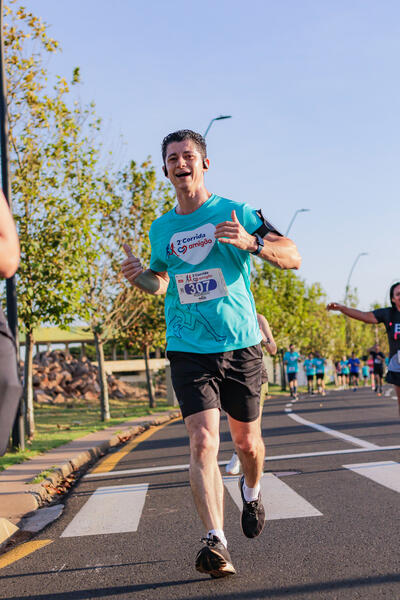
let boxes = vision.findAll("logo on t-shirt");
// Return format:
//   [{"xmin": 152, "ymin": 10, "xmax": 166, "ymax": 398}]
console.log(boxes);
[
  {"xmin": 394, "ymin": 323, "xmax": 400, "ymax": 340},
  {"xmin": 166, "ymin": 224, "xmax": 215, "ymax": 265}
]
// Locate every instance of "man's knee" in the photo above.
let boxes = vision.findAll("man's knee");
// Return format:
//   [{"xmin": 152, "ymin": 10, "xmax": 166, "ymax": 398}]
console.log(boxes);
[
  {"xmin": 190, "ymin": 426, "xmax": 219, "ymax": 463},
  {"xmin": 235, "ymin": 431, "xmax": 263, "ymax": 458}
]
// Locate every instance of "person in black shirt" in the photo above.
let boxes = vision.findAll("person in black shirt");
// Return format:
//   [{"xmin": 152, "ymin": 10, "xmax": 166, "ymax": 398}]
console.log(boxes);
[
  {"xmin": 367, "ymin": 344, "xmax": 385, "ymax": 395},
  {"xmin": 0, "ymin": 190, "xmax": 21, "ymax": 455},
  {"xmin": 327, "ymin": 281, "xmax": 400, "ymax": 416}
]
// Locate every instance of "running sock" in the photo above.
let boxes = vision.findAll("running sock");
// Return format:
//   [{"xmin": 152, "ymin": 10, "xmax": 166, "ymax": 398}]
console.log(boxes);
[
  {"xmin": 208, "ymin": 529, "xmax": 227, "ymax": 548},
  {"xmin": 243, "ymin": 481, "xmax": 261, "ymax": 502}
]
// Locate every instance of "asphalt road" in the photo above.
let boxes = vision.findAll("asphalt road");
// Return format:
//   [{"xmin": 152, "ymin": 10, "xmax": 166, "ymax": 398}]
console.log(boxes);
[{"xmin": 2, "ymin": 385, "xmax": 400, "ymax": 600}]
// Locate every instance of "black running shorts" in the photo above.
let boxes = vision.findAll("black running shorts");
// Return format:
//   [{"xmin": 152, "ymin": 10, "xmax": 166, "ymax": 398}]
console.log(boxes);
[
  {"xmin": 287, "ymin": 372, "xmax": 297, "ymax": 383},
  {"xmin": 373, "ymin": 365, "xmax": 384, "ymax": 376},
  {"xmin": 167, "ymin": 344, "xmax": 263, "ymax": 422},
  {"xmin": 386, "ymin": 370, "xmax": 400, "ymax": 386},
  {"xmin": 306, "ymin": 374, "xmax": 314, "ymax": 382}
]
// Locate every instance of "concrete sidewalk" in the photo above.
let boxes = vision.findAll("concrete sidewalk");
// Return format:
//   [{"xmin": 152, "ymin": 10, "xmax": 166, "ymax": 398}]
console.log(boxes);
[{"xmin": 0, "ymin": 409, "xmax": 181, "ymax": 546}]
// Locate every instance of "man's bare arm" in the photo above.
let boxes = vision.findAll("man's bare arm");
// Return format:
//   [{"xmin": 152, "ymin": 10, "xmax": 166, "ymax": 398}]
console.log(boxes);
[
  {"xmin": 256, "ymin": 232, "xmax": 301, "ymax": 270},
  {"xmin": 214, "ymin": 209, "xmax": 301, "ymax": 270},
  {"xmin": 121, "ymin": 244, "xmax": 169, "ymax": 295},
  {"xmin": 257, "ymin": 313, "xmax": 277, "ymax": 355},
  {"xmin": 0, "ymin": 191, "xmax": 20, "ymax": 278},
  {"xmin": 326, "ymin": 302, "xmax": 378, "ymax": 324}
]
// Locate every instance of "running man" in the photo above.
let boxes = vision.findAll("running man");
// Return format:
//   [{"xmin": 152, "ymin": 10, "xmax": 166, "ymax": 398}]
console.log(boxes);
[
  {"xmin": 368, "ymin": 344, "xmax": 385, "ymax": 396},
  {"xmin": 327, "ymin": 282, "xmax": 400, "ymax": 415},
  {"xmin": 0, "ymin": 190, "xmax": 22, "ymax": 456},
  {"xmin": 226, "ymin": 313, "xmax": 277, "ymax": 476},
  {"xmin": 283, "ymin": 344, "xmax": 300, "ymax": 399},
  {"xmin": 121, "ymin": 129, "xmax": 301, "ymax": 578},
  {"xmin": 303, "ymin": 352, "xmax": 315, "ymax": 394},
  {"xmin": 313, "ymin": 351, "xmax": 326, "ymax": 395},
  {"xmin": 348, "ymin": 352, "xmax": 361, "ymax": 391}
]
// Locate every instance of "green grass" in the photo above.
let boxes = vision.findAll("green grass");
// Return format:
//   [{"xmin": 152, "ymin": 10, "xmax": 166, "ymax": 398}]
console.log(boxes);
[{"xmin": 1, "ymin": 396, "xmax": 173, "ymax": 472}]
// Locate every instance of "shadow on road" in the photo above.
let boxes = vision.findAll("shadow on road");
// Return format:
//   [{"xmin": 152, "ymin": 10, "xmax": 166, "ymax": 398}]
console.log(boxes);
[{"xmin": 1, "ymin": 571, "xmax": 400, "ymax": 599}]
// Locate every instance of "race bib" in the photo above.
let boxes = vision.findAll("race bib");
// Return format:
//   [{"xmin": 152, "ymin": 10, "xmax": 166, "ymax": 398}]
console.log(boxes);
[
  {"xmin": 175, "ymin": 268, "xmax": 228, "ymax": 305},
  {"xmin": 288, "ymin": 366, "xmax": 296, "ymax": 373}
]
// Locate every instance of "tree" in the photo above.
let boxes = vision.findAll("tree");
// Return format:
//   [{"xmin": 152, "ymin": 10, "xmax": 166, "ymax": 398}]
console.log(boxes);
[
  {"xmin": 111, "ymin": 159, "xmax": 174, "ymax": 406},
  {"xmin": 4, "ymin": 3, "xmax": 101, "ymax": 435}
]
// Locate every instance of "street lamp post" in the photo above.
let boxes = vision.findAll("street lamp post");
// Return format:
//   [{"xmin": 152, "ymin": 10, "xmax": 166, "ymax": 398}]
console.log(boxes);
[
  {"xmin": 344, "ymin": 252, "xmax": 368, "ymax": 303},
  {"xmin": 203, "ymin": 115, "xmax": 232, "ymax": 138},
  {"xmin": 285, "ymin": 208, "xmax": 310, "ymax": 236},
  {"xmin": 344, "ymin": 251, "xmax": 368, "ymax": 349}
]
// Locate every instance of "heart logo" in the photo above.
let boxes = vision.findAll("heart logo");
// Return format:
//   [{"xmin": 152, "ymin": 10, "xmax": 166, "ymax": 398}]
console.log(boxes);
[{"xmin": 169, "ymin": 223, "xmax": 216, "ymax": 265}]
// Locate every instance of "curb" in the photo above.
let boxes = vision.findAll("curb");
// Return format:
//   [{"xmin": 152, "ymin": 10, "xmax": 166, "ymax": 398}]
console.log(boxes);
[
  {"xmin": 29, "ymin": 411, "xmax": 180, "ymax": 510},
  {"xmin": 29, "ymin": 411, "xmax": 181, "ymax": 509},
  {"xmin": 0, "ymin": 410, "xmax": 181, "ymax": 548}
]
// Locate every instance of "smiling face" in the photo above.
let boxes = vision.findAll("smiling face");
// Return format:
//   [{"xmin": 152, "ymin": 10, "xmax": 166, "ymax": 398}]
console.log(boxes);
[
  {"xmin": 391, "ymin": 284, "xmax": 400, "ymax": 311},
  {"xmin": 165, "ymin": 139, "xmax": 209, "ymax": 194}
]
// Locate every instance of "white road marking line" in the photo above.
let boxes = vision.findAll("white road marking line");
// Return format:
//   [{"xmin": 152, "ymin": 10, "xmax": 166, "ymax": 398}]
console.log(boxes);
[
  {"xmin": 286, "ymin": 403, "xmax": 293, "ymax": 407},
  {"xmin": 83, "ymin": 445, "xmax": 400, "ymax": 479},
  {"xmin": 284, "ymin": 408, "xmax": 293, "ymax": 413},
  {"xmin": 84, "ymin": 463, "xmax": 191, "ymax": 479},
  {"xmin": 343, "ymin": 461, "xmax": 400, "ymax": 493},
  {"xmin": 287, "ymin": 412, "xmax": 379, "ymax": 449},
  {"xmin": 61, "ymin": 483, "xmax": 148, "ymax": 537},
  {"xmin": 223, "ymin": 474, "xmax": 322, "ymax": 520}
]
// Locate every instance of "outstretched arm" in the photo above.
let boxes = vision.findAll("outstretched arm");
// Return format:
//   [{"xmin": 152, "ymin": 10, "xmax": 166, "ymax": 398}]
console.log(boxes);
[
  {"xmin": 0, "ymin": 191, "xmax": 20, "ymax": 278},
  {"xmin": 326, "ymin": 302, "xmax": 378, "ymax": 324},
  {"xmin": 121, "ymin": 244, "xmax": 169, "ymax": 295},
  {"xmin": 215, "ymin": 210, "xmax": 301, "ymax": 270}
]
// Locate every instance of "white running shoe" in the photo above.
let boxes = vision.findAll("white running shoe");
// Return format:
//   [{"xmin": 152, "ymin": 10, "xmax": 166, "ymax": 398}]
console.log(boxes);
[{"xmin": 225, "ymin": 452, "xmax": 241, "ymax": 475}]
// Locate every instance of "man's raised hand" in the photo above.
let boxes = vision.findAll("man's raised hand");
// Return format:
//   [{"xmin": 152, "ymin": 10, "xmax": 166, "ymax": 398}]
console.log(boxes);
[
  {"xmin": 121, "ymin": 244, "xmax": 143, "ymax": 285},
  {"xmin": 215, "ymin": 210, "xmax": 257, "ymax": 252}
]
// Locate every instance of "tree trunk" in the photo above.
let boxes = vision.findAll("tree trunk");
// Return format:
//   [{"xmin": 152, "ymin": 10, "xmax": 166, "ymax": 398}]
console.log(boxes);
[
  {"xmin": 94, "ymin": 331, "xmax": 110, "ymax": 421},
  {"xmin": 279, "ymin": 349, "xmax": 286, "ymax": 391},
  {"xmin": 24, "ymin": 330, "xmax": 35, "ymax": 438},
  {"xmin": 144, "ymin": 344, "xmax": 156, "ymax": 408}
]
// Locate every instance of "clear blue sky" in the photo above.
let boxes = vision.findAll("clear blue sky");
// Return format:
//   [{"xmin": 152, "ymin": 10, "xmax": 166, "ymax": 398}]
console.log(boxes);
[{"xmin": 24, "ymin": 0, "xmax": 399, "ymax": 308}]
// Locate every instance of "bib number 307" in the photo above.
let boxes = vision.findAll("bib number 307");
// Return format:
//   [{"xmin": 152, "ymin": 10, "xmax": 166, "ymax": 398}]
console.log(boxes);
[{"xmin": 175, "ymin": 268, "xmax": 228, "ymax": 305}]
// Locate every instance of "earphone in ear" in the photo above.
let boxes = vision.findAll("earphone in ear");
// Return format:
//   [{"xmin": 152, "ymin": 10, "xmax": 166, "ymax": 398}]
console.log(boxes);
[
  {"xmin": 203, "ymin": 159, "xmax": 208, "ymax": 169},
  {"xmin": 162, "ymin": 165, "xmax": 168, "ymax": 177}
]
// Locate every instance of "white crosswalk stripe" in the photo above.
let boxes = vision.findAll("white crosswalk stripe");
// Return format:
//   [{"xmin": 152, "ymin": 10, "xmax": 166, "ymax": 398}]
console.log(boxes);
[
  {"xmin": 223, "ymin": 474, "xmax": 322, "ymax": 520},
  {"xmin": 60, "ymin": 463, "xmax": 400, "ymax": 539},
  {"xmin": 343, "ymin": 461, "xmax": 400, "ymax": 494},
  {"xmin": 61, "ymin": 483, "xmax": 148, "ymax": 538}
]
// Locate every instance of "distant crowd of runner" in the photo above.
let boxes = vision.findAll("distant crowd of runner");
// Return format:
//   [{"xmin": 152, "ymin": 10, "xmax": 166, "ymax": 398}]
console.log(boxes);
[{"xmin": 282, "ymin": 343, "xmax": 389, "ymax": 398}]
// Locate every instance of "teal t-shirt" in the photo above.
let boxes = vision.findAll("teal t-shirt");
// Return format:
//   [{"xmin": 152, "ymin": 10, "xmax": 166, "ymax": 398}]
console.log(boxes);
[
  {"xmin": 149, "ymin": 194, "xmax": 263, "ymax": 353},
  {"xmin": 284, "ymin": 351, "xmax": 299, "ymax": 373},
  {"xmin": 313, "ymin": 357, "xmax": 325, "ymax": 374},
  {"xmin": 340, "ymin": 360, "xmax": 349, "ymax": 375},
  {"xmin": 303, "ymin": 359, "xmax": 315, "ymax": 376}
]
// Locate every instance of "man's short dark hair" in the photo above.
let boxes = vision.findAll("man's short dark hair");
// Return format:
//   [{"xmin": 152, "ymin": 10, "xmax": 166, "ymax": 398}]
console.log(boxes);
[{"xmin": 161, "ymin": 130, "xmax": 207, "ymax": 165}]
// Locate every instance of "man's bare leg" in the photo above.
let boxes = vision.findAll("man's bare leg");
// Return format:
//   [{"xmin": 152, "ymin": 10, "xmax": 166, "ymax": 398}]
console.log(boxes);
[
  {"xmin": 228, "ymin": 415, "xmax": 265, "ymax": 488},
  {"xmin": 185, "ymin": 408, "xmax": 224, "ymax": 532},
  {"xmin": 228, "ymin": 414, "xmax": 266, "ymax": 538}
]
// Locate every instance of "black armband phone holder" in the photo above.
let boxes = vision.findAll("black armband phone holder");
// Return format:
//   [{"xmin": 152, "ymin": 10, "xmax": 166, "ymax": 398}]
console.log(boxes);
[{"xmin": 253, "ymin": 209, "xmax": 283, "ymax": 237}]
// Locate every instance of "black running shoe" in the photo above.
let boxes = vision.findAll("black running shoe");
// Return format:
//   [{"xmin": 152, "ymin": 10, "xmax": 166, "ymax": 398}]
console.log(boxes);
[
  {"xmin": 238, "ymin": 475, "xmax": 266, "ymax": 538},
  {"xmin": 195, "ymin": 535, "xmax": 236, "ymax": 578}
]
